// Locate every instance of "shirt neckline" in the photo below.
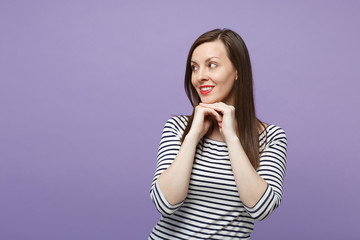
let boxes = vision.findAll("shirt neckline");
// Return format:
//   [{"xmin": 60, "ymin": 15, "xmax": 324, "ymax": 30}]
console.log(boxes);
[{"xmin": 203, "ymin": 124, "xmax": 273, "ymax": 144}]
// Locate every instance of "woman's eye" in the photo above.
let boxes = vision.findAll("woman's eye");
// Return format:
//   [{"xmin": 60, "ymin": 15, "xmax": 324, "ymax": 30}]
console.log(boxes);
[
  {"xmin": 191, "ymin": 65, "xmax": 198, "ymax": 71},
  {"xmin": 209, "ymin": 63, "xmax": 217, "ymax": 68}
]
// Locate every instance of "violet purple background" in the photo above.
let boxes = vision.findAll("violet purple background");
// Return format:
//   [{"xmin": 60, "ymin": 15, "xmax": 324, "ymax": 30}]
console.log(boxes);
[{"xmin": 1, "ymin": 0, "xmax": 359, "ymax": 239}]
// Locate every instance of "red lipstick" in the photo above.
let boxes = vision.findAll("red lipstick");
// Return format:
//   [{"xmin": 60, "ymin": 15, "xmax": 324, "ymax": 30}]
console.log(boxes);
[{"xmin": 200, "ymin": 85, "xmax": 214, "ymax": 95}]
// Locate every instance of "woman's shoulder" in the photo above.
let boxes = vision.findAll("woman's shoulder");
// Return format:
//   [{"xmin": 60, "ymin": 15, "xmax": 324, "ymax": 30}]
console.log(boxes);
[
  {"xmin": 166, "ymin": 115, "xmax": 189, "ymax": 125},
  {"xmin": 163, "ymin": 115, "xmax": 189, "ymax": 134},
  {"xmin": 260, "ymin": 123, "xmax": 287, "ymax": 146}
]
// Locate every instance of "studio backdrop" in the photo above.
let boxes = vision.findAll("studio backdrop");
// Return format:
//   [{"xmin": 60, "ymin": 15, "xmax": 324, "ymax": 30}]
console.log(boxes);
[{"xmin": 1, "ymin": 0, "xmax": 359, "ymax": 239}]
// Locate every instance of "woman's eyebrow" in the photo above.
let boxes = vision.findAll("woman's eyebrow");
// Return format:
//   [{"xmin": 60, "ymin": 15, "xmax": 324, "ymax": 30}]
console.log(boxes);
[{"xmin": 191, "ymin": 57, "xmax": 220, "ymax": 64}]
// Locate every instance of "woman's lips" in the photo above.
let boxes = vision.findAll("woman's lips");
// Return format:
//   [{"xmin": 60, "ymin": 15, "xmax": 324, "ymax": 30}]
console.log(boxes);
[{"xmin": 200, "ymin": 85, "xmax": 214, "ymax": 95}]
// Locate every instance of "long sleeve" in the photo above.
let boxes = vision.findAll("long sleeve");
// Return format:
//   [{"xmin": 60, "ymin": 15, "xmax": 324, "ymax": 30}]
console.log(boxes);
[
  {"xmin": 150, "ymin": 116, "xmax": 187, "ymax": 216},
  {"xmin": 243, "ymin": 126, "xmax": 287, "ymax": 220}
]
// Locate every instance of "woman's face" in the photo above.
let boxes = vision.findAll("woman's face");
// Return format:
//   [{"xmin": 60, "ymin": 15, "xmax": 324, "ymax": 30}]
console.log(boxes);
[{"xmin": 191, "ymin": 40, "xmax": 237, "ymax": 105}]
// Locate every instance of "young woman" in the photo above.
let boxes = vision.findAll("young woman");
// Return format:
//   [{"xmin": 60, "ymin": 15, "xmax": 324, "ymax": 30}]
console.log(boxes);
[{"xmin": 149, "ymin": 29, "xmax": 287, "ymax": 239}]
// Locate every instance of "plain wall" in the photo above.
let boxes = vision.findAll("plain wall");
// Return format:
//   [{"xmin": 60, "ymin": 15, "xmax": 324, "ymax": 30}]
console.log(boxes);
[{"xmin": 1, "ymin": 0, "xmax": 359, "ymax": 239}]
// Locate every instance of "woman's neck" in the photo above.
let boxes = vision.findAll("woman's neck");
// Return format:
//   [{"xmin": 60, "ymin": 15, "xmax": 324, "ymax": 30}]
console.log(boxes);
[
  {"xmin": 204, "ymin": 120, "xmax": 269, "ymax": 142},
  {"xmin": 205, "ymin": 124, "xmax": 225, "ymax": 142}
]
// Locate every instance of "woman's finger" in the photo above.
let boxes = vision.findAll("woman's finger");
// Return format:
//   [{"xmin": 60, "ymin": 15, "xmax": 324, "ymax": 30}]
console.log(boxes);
[
  {"xmin": 199, "ymin": 102, "xmax": 234, "ymax": 114},
  {"xmin": 203, "ymin": 107, "xmax": 223, "ymax": 122}
]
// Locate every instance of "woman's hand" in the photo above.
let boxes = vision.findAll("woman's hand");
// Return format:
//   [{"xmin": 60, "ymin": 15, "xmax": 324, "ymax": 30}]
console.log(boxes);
[
  {"xmin": 199, "ymin": 102, "xmax": 238, "ymax": 141},
  {"xmin": 187, "ymin": 104, "xmax": 223, "ymax": 141}
]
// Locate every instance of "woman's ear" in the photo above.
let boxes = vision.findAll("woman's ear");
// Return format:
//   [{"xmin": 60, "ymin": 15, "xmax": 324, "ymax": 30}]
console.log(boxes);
[{"xmin": 235, "ymin": 70, "xmax": 238, "ymax": 80}]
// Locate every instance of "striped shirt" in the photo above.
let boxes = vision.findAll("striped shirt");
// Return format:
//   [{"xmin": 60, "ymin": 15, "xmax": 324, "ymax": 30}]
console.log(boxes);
[{"xmin": 149, "ymin": 115, "xmax": 287, "ymax": 239}]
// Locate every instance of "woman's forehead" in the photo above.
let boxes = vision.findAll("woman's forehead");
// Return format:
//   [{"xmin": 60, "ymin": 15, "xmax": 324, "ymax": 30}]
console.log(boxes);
[{"xmin": 192, "ymin": 41, "xmax": 227, "ymax": 61}]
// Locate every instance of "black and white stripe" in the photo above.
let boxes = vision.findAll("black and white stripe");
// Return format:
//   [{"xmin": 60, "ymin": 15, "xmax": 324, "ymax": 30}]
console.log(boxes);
[{"xmin": 149, "ymin": 115, "xmax": 287, "ymax": 239}]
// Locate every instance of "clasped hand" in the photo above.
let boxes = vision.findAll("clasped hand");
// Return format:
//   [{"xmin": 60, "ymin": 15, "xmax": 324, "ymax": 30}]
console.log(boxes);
[{"xmin": 189, "ymin": 102, "xmax": 238, "ymax": 142}]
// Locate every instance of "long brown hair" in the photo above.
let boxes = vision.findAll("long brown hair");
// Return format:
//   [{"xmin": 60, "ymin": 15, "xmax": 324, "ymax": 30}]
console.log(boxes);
[{"xmin": 181, "ymin": 28, "xmax": 265, "ymax": 170}]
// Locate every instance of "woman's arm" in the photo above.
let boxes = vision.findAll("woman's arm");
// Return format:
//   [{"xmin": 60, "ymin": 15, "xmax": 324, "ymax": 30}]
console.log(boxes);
[
  {"xmin": 244, "ymin": 132, "xmax": 287, "ymax": 220},
  {"xmin": 200, "ymin": 102, "xmax": 287, "ymax": 220},
  {"xmin": 156, "ymin": 106, "xmax": 222, "ymax": 205},
  {"xmin": 150, "ymin": 117, "xmax": 188, "ymax": 216},
  {"xmin": 156, "ymin": 133, "xmax": 199, "ymax": 205},
  {"xmin": 151, "ymin": 107, "xmax": 223, "ymax": 214},
  {"xmin": 226, "ymin": 136, "xmax": 268, "ymax": 208},
  {"xmin": 198, "ymin": 102, "xmax": 268, "ymax": 206}
]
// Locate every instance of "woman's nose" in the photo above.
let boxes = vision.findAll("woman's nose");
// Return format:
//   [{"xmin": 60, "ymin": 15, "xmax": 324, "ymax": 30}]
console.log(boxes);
[{"xmin": 196, "ymin": 68, "xmax": 209, "ymax": 82}]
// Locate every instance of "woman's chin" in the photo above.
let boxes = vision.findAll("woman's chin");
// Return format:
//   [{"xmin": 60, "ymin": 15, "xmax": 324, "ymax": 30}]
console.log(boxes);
[
  {"xmin": 201, "ymin": 101, "xmax": 214, "ymax": 104},
  {"xmin": 200, "ymin": 98, "xmax": 217, "ymax": 104}
]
